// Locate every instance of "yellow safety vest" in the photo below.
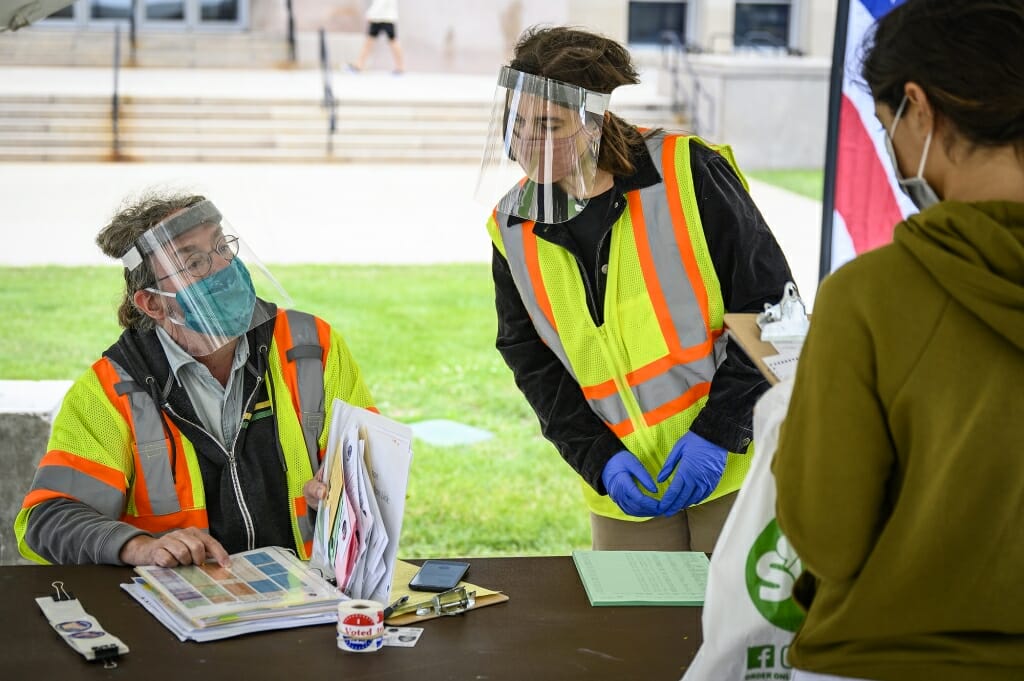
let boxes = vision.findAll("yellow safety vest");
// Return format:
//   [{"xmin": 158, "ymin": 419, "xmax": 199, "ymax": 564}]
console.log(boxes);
[
  {"xmin": 488, "ymin": 133, "xmax": 753, "ymax": 520},
  {"xmin": 16, "ymin": 309, "xmax": 369, "ymax": 562}
]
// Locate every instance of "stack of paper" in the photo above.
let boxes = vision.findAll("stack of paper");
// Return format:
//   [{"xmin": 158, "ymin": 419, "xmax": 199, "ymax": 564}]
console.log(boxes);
[
  {"xmin": 121, "ymin": 546, "xmax": 342, "ymax": 642},
  {"xmin": 310, "ymin": 399, "xmax": 413, "ymax": 606},
  {"xmin": 572, "ymin": 550, "xmax": 710, "ymax": 606}
]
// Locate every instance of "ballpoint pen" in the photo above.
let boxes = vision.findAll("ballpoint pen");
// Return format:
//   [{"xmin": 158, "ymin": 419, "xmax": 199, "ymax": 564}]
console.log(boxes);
[{"xmin": 383, "ymin": 595, "xmax": 409, "ymax": 619}]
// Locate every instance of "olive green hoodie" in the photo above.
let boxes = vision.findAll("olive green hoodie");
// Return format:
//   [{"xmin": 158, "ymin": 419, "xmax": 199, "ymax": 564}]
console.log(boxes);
[{"xmin": 774, "ymin": 201, "xmax": 1024, "ymax": 681}]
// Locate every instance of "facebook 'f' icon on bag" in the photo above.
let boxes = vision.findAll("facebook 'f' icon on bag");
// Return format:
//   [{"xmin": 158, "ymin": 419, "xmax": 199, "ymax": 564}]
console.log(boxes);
[{"xmin": 747, "ymin": 645, "xmax": 775, "ymax": 670}]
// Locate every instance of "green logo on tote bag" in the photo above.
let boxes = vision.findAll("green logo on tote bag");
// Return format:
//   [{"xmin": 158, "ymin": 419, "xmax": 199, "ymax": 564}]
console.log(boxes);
[{"xmin": 745, "ymin": 519, "xmax": 805, "ymax": 632}]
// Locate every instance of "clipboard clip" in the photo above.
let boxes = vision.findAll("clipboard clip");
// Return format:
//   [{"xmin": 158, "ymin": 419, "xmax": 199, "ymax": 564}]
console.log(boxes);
[
  {"xmin": 756, "ymin": 281, "xmax": 809, "ymax": 343},
  {"xmin": 391, "ymin": 586, "xmax": 477, "ymax": 618},
  {"xmin": 415, "ymin": 586, "xmax": 476, "ymax": 617}
]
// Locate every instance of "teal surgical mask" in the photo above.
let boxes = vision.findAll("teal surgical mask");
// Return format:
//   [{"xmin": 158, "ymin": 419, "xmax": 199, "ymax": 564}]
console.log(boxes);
[{"xmin": 149, "ymin": 258, "xmax": 256, "ymax": 338}]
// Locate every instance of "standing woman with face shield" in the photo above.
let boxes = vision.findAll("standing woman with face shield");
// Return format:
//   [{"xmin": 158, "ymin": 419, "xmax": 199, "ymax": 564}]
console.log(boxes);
[
  {"xmin": 478, "ymin": 26, "xmax": 794, "ymax": 551},
  {"xmin": 773, "ymin": 2, "xmax": 1024, "ymax": 679}
]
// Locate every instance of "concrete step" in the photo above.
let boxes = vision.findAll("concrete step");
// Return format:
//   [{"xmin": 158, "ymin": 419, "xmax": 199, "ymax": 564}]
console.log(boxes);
[
  {"xmin": 0, "ymin": 86, "xmax": 680, "ymax": 162},
  {"xmin": 0, "ymin": 130, "xmax": 485, "ymax": 149},
  {"xmin": 0, "ymin": 117, "xmax": 492, "ymax": 135},
  {"xmin": 0, "ymin": 30, "xmax": 293, "ymax": 68},
  {"xmin": 0, "ymin": 146, "xmax": 483, "ymax": 163}
]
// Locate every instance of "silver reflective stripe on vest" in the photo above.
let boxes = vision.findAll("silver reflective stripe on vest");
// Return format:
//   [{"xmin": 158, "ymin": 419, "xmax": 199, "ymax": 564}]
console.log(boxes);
[
  {"xmin": 29, "ymin": 465, "xmax": 126, "ymax": 519},
  {"xmin": 637, "ymin": 183, "xmax": 707, "ymax": 349},
  {"xmin": 496, "ymin": 216, "xmax": 579, "ymax": 384},
  {"xmin": 298, "ymin": 509, "xmax": 314, "ymax": 547},
  {"xmin": 497, "ymin": 133, "xmax": 718, "ymax": 426},
  {"xmin": 589, "ymin": 391, "xmax": 630, "ymax": 427},
  {"xmin": 284, "ymin": 310, "xmax": 325, "ymax": 474},
  {"xmin": 109, "ymin": 359, "xmax": 182, "ymax": 516},
  {"xmin": 631, "ymin": 354, "xmax": 718, "ymax": 414}
]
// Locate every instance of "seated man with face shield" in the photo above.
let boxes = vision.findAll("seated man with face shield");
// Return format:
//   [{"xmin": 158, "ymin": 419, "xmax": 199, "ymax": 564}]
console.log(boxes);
[{"xmin": 14, "ymin": 193, "xmax": 374, "ymax": 567}]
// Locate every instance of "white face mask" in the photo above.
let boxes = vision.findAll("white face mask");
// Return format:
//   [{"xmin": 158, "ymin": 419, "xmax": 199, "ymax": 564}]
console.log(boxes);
[{"xmin": 883, "ymin": 95, "xmax": 940, "ymax": 210}]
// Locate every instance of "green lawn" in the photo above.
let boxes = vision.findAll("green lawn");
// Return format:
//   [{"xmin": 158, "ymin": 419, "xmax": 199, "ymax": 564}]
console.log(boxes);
[
  {"xmin": 747, "ymin": 169, "xmax": 824, "ymax": 201},
  {"xmin": 0, "ymin": 264, "xmax": 591, "ymax": 557}
]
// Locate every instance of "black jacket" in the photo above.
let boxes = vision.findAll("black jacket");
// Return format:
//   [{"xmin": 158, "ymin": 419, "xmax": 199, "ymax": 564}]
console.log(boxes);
[{"xmin": 492, "ymin": 137, "xmax": 794, "ymax": 494}]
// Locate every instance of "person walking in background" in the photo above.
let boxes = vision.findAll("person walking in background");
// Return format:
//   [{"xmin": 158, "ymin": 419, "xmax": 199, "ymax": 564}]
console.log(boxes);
[
  {"xmin": 14, "ymin": 192, "xmax": 375, "ymax": 567},
  {"xmin": 773, "ymin": 1, "xmax": 1024, "ymax": 679},
  {"xmin": 477, "ymin": 26, "xmax": 793, "ymax": 551},
  {"xmin": 348, "ymin": 0, "xmax": 404, "ymax": 74}
]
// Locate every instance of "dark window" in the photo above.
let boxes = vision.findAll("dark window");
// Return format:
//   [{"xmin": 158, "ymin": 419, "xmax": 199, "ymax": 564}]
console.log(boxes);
[
  {"xmin": 628, "ymin": 1, "xmax": 687, "ymax": 46},
  {"xmin": 144, "ymin": 0, "xmax": 184, "ymax": 21},
  {"xmin": 46, "ymin": 3, "xmax": 75, "ymax": 19},
  {"xmin": 200, "ymin": 0, "xmax": 238, "ymax": 21},
  {"xmin": 734, "ymin": 2, "xmax": 791, "ymax": 49},
  {"xmin": 90, "ymin": 0, "xmax": 131, "ymax": 19}
]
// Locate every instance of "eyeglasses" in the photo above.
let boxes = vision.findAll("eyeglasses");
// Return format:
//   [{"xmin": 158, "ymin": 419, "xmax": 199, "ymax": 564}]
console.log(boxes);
[{"xmin": 157, "ymin": 235, "xmax": 239, "ymax": 282}]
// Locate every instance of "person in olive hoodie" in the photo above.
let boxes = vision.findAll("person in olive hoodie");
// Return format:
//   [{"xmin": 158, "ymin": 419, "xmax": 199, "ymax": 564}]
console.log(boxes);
[{"xmin": 773, "ymin": 2, "xmax": 1024, "ymax": 681}]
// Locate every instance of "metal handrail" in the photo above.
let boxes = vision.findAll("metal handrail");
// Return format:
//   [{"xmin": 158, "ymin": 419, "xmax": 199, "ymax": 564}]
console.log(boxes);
[
  {"xmin": 112, "ymin": 24, "xmax": 121, "ymax": 160},
  {"xmin": 318, "ymin": 28, "xmax": 338, "ymax": 155},
  {"xmin": 286, "ymin": 0, "xmax": 297, "ymax": 63},
  {"xmin": 659, "ymin": 30, "xmax": 715, "ymax": 138},
  {"xmin": 129, "ymin": 0, "xmax": 138, "ymax": 63}
]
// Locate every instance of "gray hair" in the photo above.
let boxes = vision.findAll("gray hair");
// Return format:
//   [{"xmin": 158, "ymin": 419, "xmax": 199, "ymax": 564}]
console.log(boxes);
[{"xmin": 95, "ymin": 191, "xmax": 206, "ymax": 330}]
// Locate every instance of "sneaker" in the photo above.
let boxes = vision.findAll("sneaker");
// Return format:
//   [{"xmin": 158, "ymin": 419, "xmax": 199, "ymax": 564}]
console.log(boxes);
[{"xmin": 346, "ymin": 63, "xmax": 361, "ymax": 73}]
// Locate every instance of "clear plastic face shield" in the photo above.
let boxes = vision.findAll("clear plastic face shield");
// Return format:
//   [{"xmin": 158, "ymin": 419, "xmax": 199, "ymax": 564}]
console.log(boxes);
[
  {"xmin": 121, "ymin": 200, "xmax": 292, "ymax": 357},
  {"xmin": 475, "ymin": 67, "xmax": 610, "ymax": 224}
]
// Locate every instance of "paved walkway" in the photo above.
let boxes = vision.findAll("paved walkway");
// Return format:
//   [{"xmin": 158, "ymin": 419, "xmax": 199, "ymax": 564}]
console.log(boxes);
[{"xmin": 0, "ymin": 66, "xmax": 822, "ymax": 306}]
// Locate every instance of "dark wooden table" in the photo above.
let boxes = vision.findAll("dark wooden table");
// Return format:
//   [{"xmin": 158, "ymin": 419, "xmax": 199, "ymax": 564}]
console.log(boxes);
[{"xmin": 0, "ymin": 556, "xmax": 702, "ymax": 680}]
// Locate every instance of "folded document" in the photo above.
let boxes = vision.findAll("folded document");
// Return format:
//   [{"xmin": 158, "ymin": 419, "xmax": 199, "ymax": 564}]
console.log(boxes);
[{"xmin": 309, "ymin": 399, "xmax": 414, "ymax": 606}]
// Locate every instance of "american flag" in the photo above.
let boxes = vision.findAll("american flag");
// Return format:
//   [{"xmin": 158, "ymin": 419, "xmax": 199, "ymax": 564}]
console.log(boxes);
[{"xmin": 820, "ymin": 0, "xmax": 917, "ymax": 278}]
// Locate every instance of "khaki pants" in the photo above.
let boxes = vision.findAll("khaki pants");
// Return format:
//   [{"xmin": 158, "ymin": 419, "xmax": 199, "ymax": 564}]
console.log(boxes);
[{"xmin": 589, "ymin": 491, "xmax": 737, "ymax": 552}]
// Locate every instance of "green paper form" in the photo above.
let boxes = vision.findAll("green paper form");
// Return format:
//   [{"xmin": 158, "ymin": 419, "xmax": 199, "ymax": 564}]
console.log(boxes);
[{"xmin": 572, "ymin": 550, "xmax": 710, "ymax": 606}]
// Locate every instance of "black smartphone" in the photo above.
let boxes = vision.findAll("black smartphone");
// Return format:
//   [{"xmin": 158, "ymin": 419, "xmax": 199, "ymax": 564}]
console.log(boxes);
[{"xmin": 408, "ymin": 560, "xmax": 470, "ymax": 592}]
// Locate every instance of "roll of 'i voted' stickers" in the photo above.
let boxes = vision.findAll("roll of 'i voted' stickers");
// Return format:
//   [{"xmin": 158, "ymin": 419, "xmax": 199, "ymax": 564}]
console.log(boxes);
[{"xmin": 337, "ymin": 599, "xmax": 384, "ymax": 653}]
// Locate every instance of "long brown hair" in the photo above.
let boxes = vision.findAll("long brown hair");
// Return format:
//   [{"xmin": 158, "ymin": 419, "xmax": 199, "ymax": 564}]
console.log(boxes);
[{"xmin": 510, "ymin": 26, "xmax": 653, "ymax": 177}]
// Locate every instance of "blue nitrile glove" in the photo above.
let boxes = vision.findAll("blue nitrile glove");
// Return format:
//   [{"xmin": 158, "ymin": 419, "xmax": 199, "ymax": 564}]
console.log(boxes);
[
  {"xmin": 601, "ymin": 450, "xmax": 660, "ymax": 517},
  {"xmin": 655, "ymin": 432, "xmax": 728, "ymax": 517}
]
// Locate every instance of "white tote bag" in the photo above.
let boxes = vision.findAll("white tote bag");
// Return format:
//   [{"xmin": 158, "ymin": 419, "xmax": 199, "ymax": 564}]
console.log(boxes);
[{"xmin": 682, "ymin": 378, "xmax": 804, "ymax": 681}]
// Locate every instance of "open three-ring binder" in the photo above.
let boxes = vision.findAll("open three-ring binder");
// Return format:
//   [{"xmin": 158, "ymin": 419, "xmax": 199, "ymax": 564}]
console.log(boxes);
[{"xmin": 121, "ymin": 545, "xmax": 344, "ymax": 642}]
